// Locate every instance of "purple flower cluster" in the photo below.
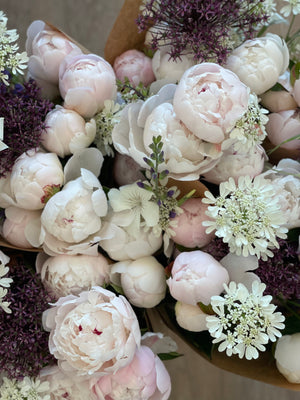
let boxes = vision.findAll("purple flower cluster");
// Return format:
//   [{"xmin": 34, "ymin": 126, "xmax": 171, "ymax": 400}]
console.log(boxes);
[
  {"xmin": 136, "ymin": 0, "xmax": 270, "ymax": 63},
  {"xmin": 0, "ymin": 77, "xmax": 53, "ymax": 178},
  {"xmin": 256, "ymin": 239, "xmax": 300, "ymax": 301},
  {"xmin": 0, "ymin": 251, "xmax": 55, "ymax": 379}
]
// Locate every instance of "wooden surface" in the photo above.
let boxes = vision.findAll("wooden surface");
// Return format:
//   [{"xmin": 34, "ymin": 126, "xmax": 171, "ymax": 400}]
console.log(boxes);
[{"xmin": 1, "ymin": 0, "xmax": 300, "ymax": 398}]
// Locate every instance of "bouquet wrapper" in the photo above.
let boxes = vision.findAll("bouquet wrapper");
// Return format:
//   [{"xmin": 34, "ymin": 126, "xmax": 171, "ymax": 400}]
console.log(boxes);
[{"xmin": 104, "ymin": 0, "xmax": 300, "ymax": 390}]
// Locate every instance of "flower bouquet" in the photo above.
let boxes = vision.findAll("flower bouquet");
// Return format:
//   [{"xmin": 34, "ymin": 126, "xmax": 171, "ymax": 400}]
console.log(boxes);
[{"xmin": 0, "ymin": 0, "xmax": 300, "ymax": 398}]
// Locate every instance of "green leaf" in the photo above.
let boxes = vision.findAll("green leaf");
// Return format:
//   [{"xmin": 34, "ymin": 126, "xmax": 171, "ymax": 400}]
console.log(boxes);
[{"xmin": 157, "ymin": 351, "xmax": 183, "ymax": 361}]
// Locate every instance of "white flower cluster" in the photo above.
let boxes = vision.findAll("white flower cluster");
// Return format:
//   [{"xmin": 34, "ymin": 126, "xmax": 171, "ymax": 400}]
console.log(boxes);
[
  {"xmin": 94, "ymin": 99, "xmax": 122, "ymax": 156},
  {"xmin": 0, "ymin": 250, "xmax": 12, "ymax": 313},
  {"xmin": 206, "ymin": 281, "xmax": 285, "ymax": 360},
  {"xmin": 0, "ymin": 376, "xmax": 50, "ymax": 400},
  {"xmin": 225, "ymin": 93, "xmax": 269, "ymax": 153},
  {"xmin": 280, "ymin": 0, "xmax": 300, "ymax": 17},
  {"xmin": 0, "ymin": 11, "xmax": 28, "ymax": 84},
  {"xmin": 202, "ymin": 175, "xmax": 288, "ymax": 260}
]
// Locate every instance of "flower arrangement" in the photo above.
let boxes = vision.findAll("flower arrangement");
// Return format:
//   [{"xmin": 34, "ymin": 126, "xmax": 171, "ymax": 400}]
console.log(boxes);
[{"xmin": 0, "ymin": 0, "xmax": 300, "ymax": 398}]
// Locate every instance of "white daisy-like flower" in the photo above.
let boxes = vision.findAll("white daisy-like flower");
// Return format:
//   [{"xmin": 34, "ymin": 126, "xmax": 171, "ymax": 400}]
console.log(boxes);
[
  {"xmin": 94, "ymin": 99, "xmax": 122, "ymax": 156},
  {"xmin": 206, "ymin": 281, "xmax": 285, "ymax": 360},
  {"xmin": 108, "ymin": 183, "xmax": 160, "ymax": 234},
  {"xmin": 280, "ymin": 0, "xmax": 300, "ymax": 17},
  {"xmin": 202, "ymin": 175, "xmax": 288, "ymax": 260},
  {"xmin": 223, "ymin": 93, "xmax": 269, "ymax": 153}
]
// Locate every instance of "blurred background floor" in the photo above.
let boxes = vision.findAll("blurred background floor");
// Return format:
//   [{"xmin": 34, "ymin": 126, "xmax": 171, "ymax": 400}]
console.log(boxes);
[{"xmin": 1, "ymin": 0, "xmax": 300, "ymax": 398}]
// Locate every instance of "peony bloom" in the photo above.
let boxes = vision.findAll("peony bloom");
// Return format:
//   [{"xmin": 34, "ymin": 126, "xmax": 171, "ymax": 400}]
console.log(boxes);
[
  {"xmin": 40, "ymin": 365, "xmax": 93, "ymax": 400},
  {"xmin": 41, "ymin": 105, "xmax": 96, "ymax": 158},
  {"xmin": 2, "ymin": 206, "xmax": 42, "ymax": 248},
  {"xmin": 175, "ymin": 301, "xmax": 209, "ymax": 332},
  {"xmin": 262, "ymin": 159, "xmax": 300, "ymax": 229},
  {"xmin": 293, "ymin": 78, "xmax": 300, "ymax": 106},
  {"xmin": 43, "ymin": 286, "xmax": 141, "ymax": 377},
  {"xmin": 260, "ymin": 89, "xmax": 297, "ymax": 113},
  {"xmin": 275, "ymin": 333, "xmax": 300, "ymax": 383},
  {"xmin": 113, "ymin": 153, "xmax": 145, "ymax": 186},
  {"xmin": 173, "ymin": 63, "xmax": 249, "ymax": 144},
  {"xmin": 32, "ymin": 168, "xmax": 108, "ymax": 256},
  {"xmin": 0, "ymin": 149, "xmax": 64, "ymax": 210},
  {"xmin": 113, "ymin": 49, "xmax": 155, "ymax": 87},
  {"xmin": 171, "ymin": 198, "xmax": 215, "ymax": 248},
  {"xmin": 59, "ymin": 53, "xmax": 117, "ymax": 118},
  {"xmin": 202, "ymin": 144, "xmax": 266, "ymax": 185},
  {"xmin": 167, "ymin": 250, "xmax": 229, "ymax": 305},
  {"xmin": 36, "ymin": 252, "xmax": 110, "ymax": 299},
  {"xmin": 112, "ymin": 84, "xmax": 221, "ymax": 181},
  {"xmin": 152, "ymin": 46, "xmax": 196, "ymax": 83},
  {"xmin": 91, "ymin": 345, "xmax": 171, "ymax": 400},
  {"xmin": 266, "ymin": 109, "xmax": 300, "ymax": 152},
  {"xmin": 110, "ymin": 256, "xmax": 166, "ymax": 308},
  {"xmin": 26, "ymin": 20, "xmax": 83, "ymax": 99},
  {"xmin": 225, "ymin": 33, "xmax": 289, "ymax": 95}
]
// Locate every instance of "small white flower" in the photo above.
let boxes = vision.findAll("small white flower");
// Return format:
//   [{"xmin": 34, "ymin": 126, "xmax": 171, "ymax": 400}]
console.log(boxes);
[
  {"xmin": 202, "ymin": 175, "xmax": 288, "ymax": 260},
  {"xmin": 0, "ymin": 250, "xmax": 12, "ymax": 314},
  {"xmin": 108, "ymin": 183, "xmax": 159, "ymax": 233},
  {"xmin": 206, "ymin": 281, "xmax": 285, "ymax": 360},
  {"xmin": 280, "ymin": 0, "xmax": 300, "ymax": 17},
  {"xmin": 0, "ymin": 376, "xmax": 50, "ymax": 400}
]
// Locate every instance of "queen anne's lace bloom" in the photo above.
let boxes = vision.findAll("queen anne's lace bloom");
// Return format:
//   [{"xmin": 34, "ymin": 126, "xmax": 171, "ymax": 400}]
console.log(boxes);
[
  {"xmin": 280, "ymin": 0, "xmax": 300, "ymax": 17},
  {"xmin": 202, "ymin": 175, "xmax": 288, "ymax": 260},
  {"xmin": 0, "ymin": 376, "xmax": 50, "ymax": 400},
  {"xmin": 0, "ymin": 11, "xmax": 28, "ymax": 84},
  {"xmin": 206, "ymin": 281, "xmax": 285, "ymax": 360}
]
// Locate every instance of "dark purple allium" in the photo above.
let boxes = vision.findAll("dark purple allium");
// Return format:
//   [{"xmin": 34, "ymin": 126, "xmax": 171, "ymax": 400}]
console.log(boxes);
[
  {"xmin": 256, "ymin": 239, "xmax": 300, "ymax": 300},
  {"xmin": 0, "ymin": 251, "xmax": 55, "ymax": 379},
  {"xmin": 0, "ymin": 77, "xmax": 54, "ymax": 178},
  {"xmin": 203, "ymin": 236, "xmax": 229, "ymax": 261},
  {"xmin": 137, "ymin": 0, "xmax": 271, "ymax": 63}
]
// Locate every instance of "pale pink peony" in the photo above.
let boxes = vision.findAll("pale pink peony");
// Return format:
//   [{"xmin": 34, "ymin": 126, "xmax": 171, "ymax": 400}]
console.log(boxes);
[
  {"xmin": 36, "ymin": 169, "xmax": 108, "ymax": 256},
  {"xmin": 173, "ymin": 63, "xmax": 249, "ymax": 144},
  {"xmin": 41, "ymin": 105, "xmax": 96, "ymax": 158},
  {"xmin": 36, "ymin": 252, "xmax": 110, "ymax": 299},
  {"xmin": 266, "ymin": 109, "xmax": 300, "ymax": 151},
  {"xmin": 202, "ymin": 144, "xmax": 266, "ymax": 185},
  {"xmin": 59, "ymin": 53, "xmax": 117, "ymax": 118},
  {"xmin": 293, "ymin": 78, "xmax": 300, "ymax": 106},
  {"xmin": 91, "ymin": 345, "xmax": 171, "ymax": 400},
  {"xmin": 167, "ymin": 250, "xmax": 229, "ymax": 305},
  {"xmin": 26, "ymin": 20, "xmax": 83, "ymax": 99},
  {"xmin": 40, "ymin": 365, "xmax": 93, "ymax": 400},
  {"xmin": 2, "ymin": 206, "xmax": 41, "ymax": 248},
  {"xmin": 0, "ymin": 149, "xmax": 64, "ymax": 210},
  {"xmin": 225, "ymin": 33, "xmax": 289, "ymax": 95},
  {"xmin": 110, "ymin": 256, "xmax": 166, "ymax": 308},
  {"xmin": 171, "ymin": 198, "xmax": 215, "ymax": 248},
  {"xmin": 275, "ymin": 333, "xmax": 300, "ymax": 383},
  {"xmin": 42, "ymin": 286, "xmax": 141, "ymax": 377},
  {"xmin": 175, "ymin": 301, "xmax": 208, "ymax": 332},
  {"xmin": 113, "ymin": 49, "xmax": 155, "ymax": 87},
  {"xmin": 152, "ymin": 46, "xmax": 196, "ymax": 82}
]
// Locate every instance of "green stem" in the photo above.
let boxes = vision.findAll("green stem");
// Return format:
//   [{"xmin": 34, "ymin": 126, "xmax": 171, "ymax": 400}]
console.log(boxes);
[{"xmin": 285, "ymin": 14, "xmax": 295, "ymax": 42}]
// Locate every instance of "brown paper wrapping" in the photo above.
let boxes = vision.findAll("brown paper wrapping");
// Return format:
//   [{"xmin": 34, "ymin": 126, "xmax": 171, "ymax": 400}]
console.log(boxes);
[{"xmin": 104, "ymin": 0, "xmax": 300, "ymax": 390}]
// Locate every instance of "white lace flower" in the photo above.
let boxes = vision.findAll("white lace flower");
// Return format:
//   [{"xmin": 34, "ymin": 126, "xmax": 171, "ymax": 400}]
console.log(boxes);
[
  {"xmin": 0, "ymin": 11, "xmax": 28, "ymax": 84},
  {"xmin": 280, "ymin": 0, "xmax": 300, "ymax": 17},
  {"xmin": 206, "ymin": 281, "xmax": 285, "ymax": 360},
  {"xmin": 94, "ymin": 99, "xmax": 122, "ymax": 156},
  {"xmin": 0, "ymin": 250, "xmax": 12, "ymax": 313},
  {"xmin": 0, "ymin": 376, "xmax": 50, "ymax": 400},
  {"xmin": 223, "ymin": 93, "xmax": 269, "ymax": 153},
  {"xmin": 202, "ymin": 175, "xmax": 288, "ymax": 260}
]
